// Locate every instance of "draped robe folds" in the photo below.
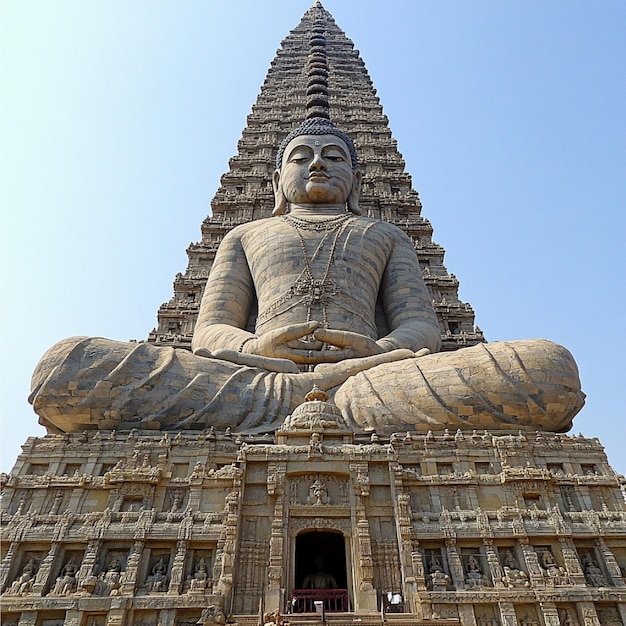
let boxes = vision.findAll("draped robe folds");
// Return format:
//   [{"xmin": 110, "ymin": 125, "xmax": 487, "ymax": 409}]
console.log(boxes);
[{"xmin": 29, "ymin": 336, "xmax": 584, "ymax": 434}]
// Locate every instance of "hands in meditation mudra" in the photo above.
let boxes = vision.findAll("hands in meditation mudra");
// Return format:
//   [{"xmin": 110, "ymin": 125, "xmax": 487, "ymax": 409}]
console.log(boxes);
[{"xmin": 30, "ymin": 117, "xmax": 584, "ymax": 434}]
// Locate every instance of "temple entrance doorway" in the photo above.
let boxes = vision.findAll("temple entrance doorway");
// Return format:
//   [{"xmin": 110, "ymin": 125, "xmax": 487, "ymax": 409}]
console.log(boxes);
[{"xmin": 293, "ymin": 531, "xmax": 349, "ymax": 612}]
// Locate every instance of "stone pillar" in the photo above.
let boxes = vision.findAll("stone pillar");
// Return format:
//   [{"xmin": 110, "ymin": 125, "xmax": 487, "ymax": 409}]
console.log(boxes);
[
  {"xmin": 63, "ymin": 609, "xmax": 82, "ymax": 626},
  {"xmin": 120, "ymin": 539, "xmax": 144, "ymax": 596},
  {"xmin": 483, "ymin": 539, "xmax": 505, "ymax": 588},
  {"xmin": 559, "ymin": 537, "xmax": 585, "ymax": 585},
  {"xmin": 215, "ymin": 485, "xmax": 241, "ymax": 607},
  {"xmin": 444, "ymin": 539, "xmax": 464, "ymax": 589},
  {"xmin": 411, "ymin": 540, "xmax": 427, "ymax": 591},
  {"xmin": 265, "ymin": 462, "xmax": 286, "ymax": 614},
  {"xmin": 17, "ymin": 612, "xmax": 38, "ymax": 626},
  {"xmin": 77, "ymin": 538, "xmax": 101, "ymax": 594},
  {"xmin": 578, "ymin": 602, "xmax": 600, "ymax": 626},
  {"xmin": 389, "ymin": 463, "xmax": 415, "ymax": 609},
  {"xmin": 0, "ymin": 541, "xmax": 17, "ymax": 592},
  {"xmin": 353, "ymin": 494, "xmax": 377, "ymax": 611},
  {"xmin": 457, "ymin": 603, "xmax": 477, "ymax": 626},
  {"xmin": 168, "ymin": 539, "xmax": 188, "ymax": 595},
  {"xmin": 519, "ymin": 539, "xmax": 544, "ymax": 585},
  {"xmin": 105, "ymin": 596, "xmax": 127, "ymax": 626},
  {"xmin": 158, "ymin": 609, "xmax": 176, "ymax": 626},
  {"xmin": 32, "ymin": 541, "xmax": 60, "ymax": 595},
  {"xmin": 498, "ymin": 601, "xmax": 518, "ymax": 626},
  {"xmin": 596, "ymin": 538, "xmax": 626, "ymax": 587},
  {"xmin": 539, "ymin": 601, "xmax": 561, "ymax": 626}
]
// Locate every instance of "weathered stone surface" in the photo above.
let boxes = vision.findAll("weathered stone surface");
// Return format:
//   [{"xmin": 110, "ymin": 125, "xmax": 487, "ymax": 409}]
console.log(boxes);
[{"xmin": 30, "ymin": 336, "xmax": 582, "ymax": 434}]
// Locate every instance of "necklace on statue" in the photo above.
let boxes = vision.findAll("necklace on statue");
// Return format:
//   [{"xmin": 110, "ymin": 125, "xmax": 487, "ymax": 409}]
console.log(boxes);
[
  {"xmin": 282, "ymin": 214, "xmax": 353, "ymax": 328},
  {"xmin": 283, "ymin": 212, "xmax": 352, "ymax": 232}
]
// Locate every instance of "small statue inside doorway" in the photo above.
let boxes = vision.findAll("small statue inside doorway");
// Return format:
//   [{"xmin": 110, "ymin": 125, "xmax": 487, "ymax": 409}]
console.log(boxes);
[
  {"xmin": 51, "ymin": 558, "xmax": 77, "ymax": 596},
  {"xmin": 189, "ymin": 558, "xmax": 209, "ymax": 592},
  {"xmin": 501, "ymin": 550, "xmax": 530, "ymax": 589},
  {"xmin": 428, "ymin": 556, "xmax": 451, "ymax": 591},
  {"xmin": 150, "ymin": 557, "xmax": 168, "ymax": 592},
  {"xmin": 582, "ymin": 553, "xmax": 608, "ymax": 587},
  {"xmin": 302, "ymin": 557, "xmax": 338, "ymax": 589},
  {"xmin": 464, "ymin": 555, "xmax": 485, "ymax": 588}
]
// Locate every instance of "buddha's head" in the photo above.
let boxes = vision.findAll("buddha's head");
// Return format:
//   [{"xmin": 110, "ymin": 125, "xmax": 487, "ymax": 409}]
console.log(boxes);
[{"xmin": 272, "ymin": 117, "xmax": 362, "ymax": 215}]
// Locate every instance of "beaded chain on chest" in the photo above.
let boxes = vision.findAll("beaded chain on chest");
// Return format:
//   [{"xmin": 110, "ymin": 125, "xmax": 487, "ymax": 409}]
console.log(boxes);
[{"xmin": 282, "ymin": 213, "xmax": 353, "ymax": 328}]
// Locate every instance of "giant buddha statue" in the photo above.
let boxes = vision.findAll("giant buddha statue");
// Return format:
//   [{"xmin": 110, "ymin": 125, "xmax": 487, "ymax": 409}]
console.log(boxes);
[{"xmin": 29, "ymin": 116, "xmax": 584, "ymax": 435}]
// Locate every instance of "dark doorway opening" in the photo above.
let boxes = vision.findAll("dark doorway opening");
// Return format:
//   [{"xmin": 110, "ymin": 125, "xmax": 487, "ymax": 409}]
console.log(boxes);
[
  {"xmin": 293, "ymin": 531, "xmax": 349, "ymax": 612},
  {"xmin": 295, "ymin": 531, "xmax": 347, "ymax": 588}
]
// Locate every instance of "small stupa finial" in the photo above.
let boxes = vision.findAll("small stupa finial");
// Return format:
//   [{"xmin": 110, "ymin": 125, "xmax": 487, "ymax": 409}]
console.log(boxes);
[{"xmin": 304, "ymin": 384, "xmax": 329, "ymax": 403}]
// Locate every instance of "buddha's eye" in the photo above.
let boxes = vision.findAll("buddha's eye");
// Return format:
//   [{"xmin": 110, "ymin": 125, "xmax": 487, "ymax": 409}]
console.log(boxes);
[
  {"xmin": 287, "ymin": 148, "xmax": 312, "ymax": 164},
  {"xmin": 323, "ymin": 148, "xmax": 347, "ymax": 162}
]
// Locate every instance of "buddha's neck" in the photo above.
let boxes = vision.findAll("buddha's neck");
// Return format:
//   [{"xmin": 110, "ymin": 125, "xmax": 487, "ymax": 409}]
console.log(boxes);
[{"xmin": 288, "ymin": 203, "xmax": 347, "ymax": 218}]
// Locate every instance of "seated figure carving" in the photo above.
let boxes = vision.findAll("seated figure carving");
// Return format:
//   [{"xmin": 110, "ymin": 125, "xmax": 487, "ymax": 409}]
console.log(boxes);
[
  {"xmin": 302, "ymin": 557, "xmax": 338, "ymax": 590},
  {"xmin": 9, "ymin": 559, "xmax": 37, "ymax": 595},
  {"xmin": 51, "ymin": 559, "xmax": 77, "ymax": 596},
  {"xmin": 29, "ymin": 117, "xmax": 584, "ymax": 435}
]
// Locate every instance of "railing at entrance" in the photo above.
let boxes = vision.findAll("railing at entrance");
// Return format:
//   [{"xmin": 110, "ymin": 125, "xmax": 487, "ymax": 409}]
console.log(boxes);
[{"xmin": 291, "ymin": 589, "xmax": 349, "ymax": 613}]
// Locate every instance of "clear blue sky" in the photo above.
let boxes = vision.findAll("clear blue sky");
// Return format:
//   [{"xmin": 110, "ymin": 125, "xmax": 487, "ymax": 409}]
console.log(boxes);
[{"xmin": 1, "ymin": 1, "xmax": 624, "ymax": 474}]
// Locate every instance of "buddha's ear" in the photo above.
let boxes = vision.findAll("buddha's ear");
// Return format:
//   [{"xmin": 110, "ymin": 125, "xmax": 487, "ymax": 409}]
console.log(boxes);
[
  {"xmin": 272, "ymin": 169, "xmax": 287, "ymax": 216},
  {"xmin": 347, "ymin": 169, "xmax": 362, "ymax": 215}
]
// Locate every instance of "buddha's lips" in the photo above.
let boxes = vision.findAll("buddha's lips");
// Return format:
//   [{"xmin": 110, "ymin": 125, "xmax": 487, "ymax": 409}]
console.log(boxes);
[{"xmin": 308, "ymin": 174, "xmax": 330, "ymax": 182}]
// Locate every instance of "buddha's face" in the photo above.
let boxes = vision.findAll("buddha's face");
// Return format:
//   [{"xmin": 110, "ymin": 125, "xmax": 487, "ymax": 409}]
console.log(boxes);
[{"xmin": 278, "ymin": 134, "xmax": 355, "ymax": 204}]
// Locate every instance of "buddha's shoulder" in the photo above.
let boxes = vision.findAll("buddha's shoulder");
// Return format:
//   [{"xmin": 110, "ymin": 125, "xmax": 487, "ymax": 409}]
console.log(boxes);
[
  {"xmin": 221, "ymin": 218, "xmax": 285, "ymax": 240},
  {"xmin": 223, "ymin": 215, "xmax": 409, "ymax": 240},
  {"xmin": 354, "ymin": 217, "xmax": 412, "ymax": 240}
]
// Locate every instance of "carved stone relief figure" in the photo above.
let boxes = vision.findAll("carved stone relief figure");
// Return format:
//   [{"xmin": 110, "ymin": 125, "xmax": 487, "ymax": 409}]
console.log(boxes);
[
  {"xmin": 464, "ymin": 554, "xmax": 485, "ymax": 589},
  {"xmin": 581, "ymin": 553, "xmax": 608, "ymax": 587},
  {"xmin": 307, "ymin": 478, "xmax": 329, "ymax": 506},
  {"xmin": 559, "ymin": 609, "xmax": 580, "ymax": 626},
  {"xmin": 9, "ymin": 558, "xmax": 37, "ymax": 595},
  {"xmin": 198, "ymin": 605, "xmax": 226, "ymax": 625},
  {"xmin": 189, "ymin": 557, "xmax": 209, "ymax": 592},
  {"xmin": 51, "ymin": 558, "xmax": 77, "ymax": 596},
  {"xmin": 148, "ymin": 556, "xmax": 168, "ymax": 592},
  {"xmin": 501, "ymin": 550, "xmax": 531, "ymax": 589},
  {"xmin": 95, "ymin": 557, "xmax": 123, "ymax": 596},
  {"xmin": 538, "ymin": 549, "xmax": 570, "ymax": 586},
  {"xmin": 427, "ymin": 554, "xmax": 451, "ymax": 591}
]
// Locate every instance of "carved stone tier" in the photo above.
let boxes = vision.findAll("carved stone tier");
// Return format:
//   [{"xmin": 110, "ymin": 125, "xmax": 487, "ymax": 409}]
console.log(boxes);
[{"xmin": 2, "ymin": 428, "xmax": 625, "ymax": 625}]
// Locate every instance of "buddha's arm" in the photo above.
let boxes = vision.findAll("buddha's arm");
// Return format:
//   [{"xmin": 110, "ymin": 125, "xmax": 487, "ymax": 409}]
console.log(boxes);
[
  {"xmin": 192, "ymin": 230, "xmax": 320, "ymax": 370},
  {"xmin": 192, "ymin": 230, "xmax": 257, "ymax": 353},
  {"xmin": 376, "ymin": 229, "xmax": 441, "ymax": 354}
]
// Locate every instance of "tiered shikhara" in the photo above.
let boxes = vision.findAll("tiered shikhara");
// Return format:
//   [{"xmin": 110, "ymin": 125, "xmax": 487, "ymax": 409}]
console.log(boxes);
[{"xmin": 2, "ymin": 3, "xmax": 625, "ymax": 625}]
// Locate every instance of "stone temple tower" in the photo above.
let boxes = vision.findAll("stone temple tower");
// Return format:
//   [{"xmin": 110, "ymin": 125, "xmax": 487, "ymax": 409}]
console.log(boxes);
[{"xmin": 2, "ymin": 3, "xmax": 625, "ymax": 626}]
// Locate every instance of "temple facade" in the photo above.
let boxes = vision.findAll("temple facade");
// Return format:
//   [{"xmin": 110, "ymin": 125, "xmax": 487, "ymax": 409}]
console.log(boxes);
[{"xmin": 2, "ymin": 3, "xmax": 625, "ymax": 626}]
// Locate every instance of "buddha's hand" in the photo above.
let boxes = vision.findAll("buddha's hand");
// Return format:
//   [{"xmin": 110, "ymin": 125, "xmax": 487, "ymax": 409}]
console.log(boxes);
[
  {"xmin": 312, "ymin": 328, "xmax": 385, "ymax": 361},
  {"xmin": 241, "ymin": 321, "xmax": 326, "ymax": 364}
]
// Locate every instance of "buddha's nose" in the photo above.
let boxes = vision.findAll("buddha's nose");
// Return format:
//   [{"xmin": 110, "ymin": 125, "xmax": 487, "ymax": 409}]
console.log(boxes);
[{"xmin": 309, "ymin": 153, "xmax": 326, "ymax": 170}]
